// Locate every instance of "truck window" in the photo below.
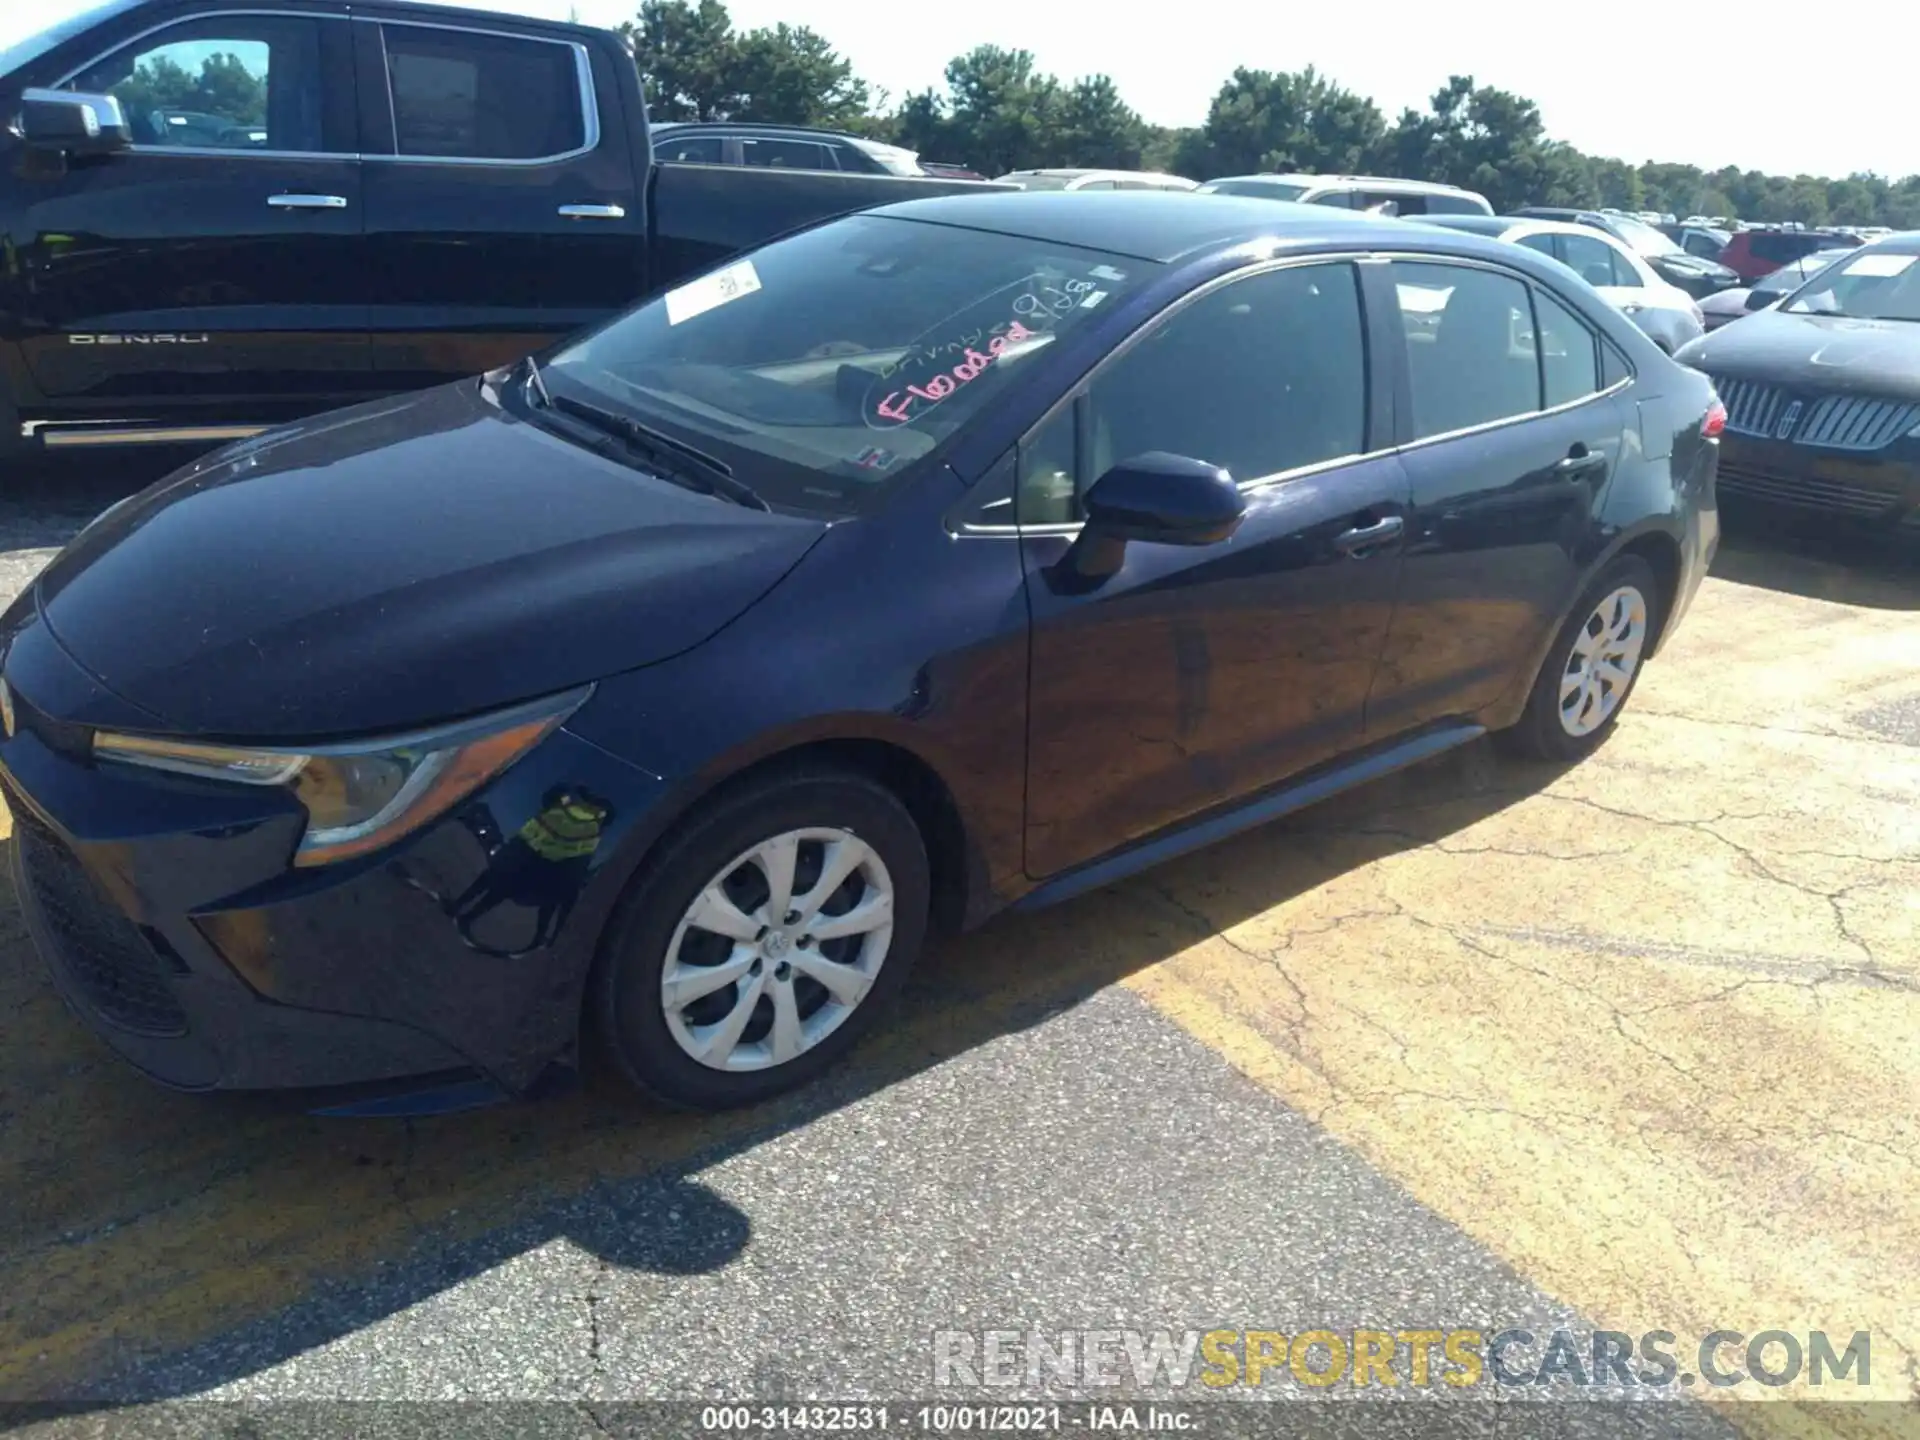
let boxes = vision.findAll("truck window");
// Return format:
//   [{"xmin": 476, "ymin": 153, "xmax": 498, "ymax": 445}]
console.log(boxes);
[
  {"xmin": 66, "ymin": 15, "xmax": 331, "ymax": 153},
  {"xmin": 741, "ymin": 137, "xmax": 834, "ymax": 171},
  {"xmin": 380, "ymin": 24, "xmax": 588, "ymax": 161},
  {"xmin": 659, "ymin": 135, "xmax": 724, "ymax": 164}
]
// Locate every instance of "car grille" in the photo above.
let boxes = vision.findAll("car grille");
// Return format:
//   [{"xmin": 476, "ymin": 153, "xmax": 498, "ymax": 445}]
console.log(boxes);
[
  {"xmin": 1713, "ymin": 376, "xmax": 1920, "ymax": 452},
  {"xmin": 1715, "ymin": 458, "xmax": 1903, "ymax": 516},
  {"xmin": 12, "ymin": 800, "xmax": 188, "ymax": 1036}
]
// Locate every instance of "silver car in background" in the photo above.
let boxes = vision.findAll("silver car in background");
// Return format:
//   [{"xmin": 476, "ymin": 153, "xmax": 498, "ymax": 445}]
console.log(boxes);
[{"xmin": 1417, "ymin": 214, "xmax": 1706, "ymax": 354}]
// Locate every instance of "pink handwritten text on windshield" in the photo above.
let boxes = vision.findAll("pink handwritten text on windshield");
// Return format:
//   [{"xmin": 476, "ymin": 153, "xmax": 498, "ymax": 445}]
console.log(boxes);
[{"xmin": 871, "ymin": 320, "xmax": 1036, "ymax": 426}]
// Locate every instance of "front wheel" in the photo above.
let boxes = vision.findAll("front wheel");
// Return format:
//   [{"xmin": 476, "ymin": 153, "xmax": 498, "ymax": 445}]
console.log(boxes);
[
  {"xmin": 1498, "ymin": 554, "xmax": 1661, "ymax": 762},
  {"xmin": 593, "ymin": 766, "xmax": 930, "ymax": 1110}
]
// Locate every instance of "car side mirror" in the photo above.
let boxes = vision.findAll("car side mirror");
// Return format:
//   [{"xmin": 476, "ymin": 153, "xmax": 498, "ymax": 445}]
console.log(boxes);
[
  {"xmin": 1056, "ymin": 452, "xmax": 1245, "ymax": 585},
  {"xmin": 18, "ymin": 88, "xmax": 132, "ymax": 155},
  {"xmin": 1743, "ymin": 289, "xmax": 1775, "ymax": 312}
]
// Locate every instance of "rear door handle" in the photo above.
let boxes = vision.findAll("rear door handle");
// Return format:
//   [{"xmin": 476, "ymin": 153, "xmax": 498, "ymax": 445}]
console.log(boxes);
[
  {"xmin": 1554, "ymin": 447, "xmax": 1609, "ymax": 478},
  {"xmin": 1332, "ymin": 514, "xmax": 1404, "ymax": 555},
  {"xmin": 267, "ymin": 193, "xmax": 348, "ymax": 209},
  {"xmin": 558, "ymin": 203, "xmax": 627, "ymax": 219}
]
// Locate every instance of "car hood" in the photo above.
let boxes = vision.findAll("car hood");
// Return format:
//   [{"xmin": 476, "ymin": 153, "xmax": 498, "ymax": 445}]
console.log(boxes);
[
  {"xmin": 31, "ymin": 382, "xmax": 829, "ymax": 739},
  {"xmin": 1675, "ymin": 309, "xmax": 1920, "ymax": 401}
]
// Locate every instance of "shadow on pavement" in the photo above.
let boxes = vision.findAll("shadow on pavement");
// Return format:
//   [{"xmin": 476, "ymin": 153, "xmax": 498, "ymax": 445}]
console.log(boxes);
[{"xmin": 1710, "ymin": 504, "xmax": 1919, "ymax": 610}]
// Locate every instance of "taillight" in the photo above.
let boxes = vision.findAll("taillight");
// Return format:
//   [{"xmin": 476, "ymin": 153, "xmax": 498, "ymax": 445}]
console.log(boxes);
[{"xmin": 1702, "ymin": 399, "xmax": 1727, "ymax": 438}]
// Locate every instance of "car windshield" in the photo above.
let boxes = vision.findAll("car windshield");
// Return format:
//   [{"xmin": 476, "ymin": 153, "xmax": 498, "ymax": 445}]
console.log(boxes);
[
  {"xmin": 1754, "ymin": 249, "xmax": 1853, "ymax": 297},
  {"xmin": 0, "ymin": 0, "xmax": 137, "ymax": 76},
  {"xmin": 1199, "ymin": 180, "xmax": 1312, "ymax": 201},
  {"xmin": 1782, "ymin": 248, "xmax": 1920, "ymax": 321},
  {"xmin": 542, "ymin": 214, "xmax": 1149, "ymax": 515},
  {"xmin": 1608, "ymin": 216, "xmax": 1682, "ymax": 257}
]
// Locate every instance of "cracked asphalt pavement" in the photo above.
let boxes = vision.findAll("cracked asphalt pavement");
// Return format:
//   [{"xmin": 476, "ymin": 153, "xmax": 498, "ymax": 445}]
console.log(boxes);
[{"xmin": 0, "ymin": 459, "xmax": 1915, "ymax": 1439}]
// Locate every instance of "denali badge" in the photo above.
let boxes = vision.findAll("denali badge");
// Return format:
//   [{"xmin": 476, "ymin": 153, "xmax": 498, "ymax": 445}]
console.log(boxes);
[
  {"xmin": 68, "ymin": 333, "xmax": 210, "ymax": 345},
  {"xmin": 1775, "ymin": 401, "xmax": 1803, "ymax": 440}
]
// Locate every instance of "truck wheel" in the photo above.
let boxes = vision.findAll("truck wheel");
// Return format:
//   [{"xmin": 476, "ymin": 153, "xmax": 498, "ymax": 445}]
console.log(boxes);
[
  {"xmin": 1498, "ymin": 554, "xmax": 1662, "ymax": 763},
  {"xmin": 593, "ymin": 765, "xmax": 930, "ymax": 1110}
]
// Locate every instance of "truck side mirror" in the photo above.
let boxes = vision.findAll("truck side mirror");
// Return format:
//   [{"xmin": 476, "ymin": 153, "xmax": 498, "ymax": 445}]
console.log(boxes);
[{"xmin": 18, "ymin": 88, "xmax": 133, "ymax": 156}]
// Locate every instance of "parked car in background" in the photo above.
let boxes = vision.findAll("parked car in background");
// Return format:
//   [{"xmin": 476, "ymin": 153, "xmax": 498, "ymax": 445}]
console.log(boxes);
[
  {"xmin": 1660, "ymin": 223, "xmax": 1731, "ymax": 261},
  {"xmin": 0, "ymin": 0, "xmax": 1000, "ymax": 462},
  {"xmin": 1197, "ymin": 173, "xmax": 1492, "ymax": 216},
  {"xmin": 1715, "ymin": 226, "xmax": 1862, "ymax": 282},
  {"xmin": 1512, "ymin": 208, "xmax": 1740, "ymax": 298},
  {"xmin": 1, "ymin": 191, "xmax": 1721, "ymax": 1110},
  {"xmin": 1417, "ymin": 215, "xmax": 1705, "ymax": 353},
  {"xmin": 1677, "ymin": 234, "xmax": 1920, "ymax": 524},
  {"xmin": 1696, "ymin": 247, "xmax": 1856, "ymax": 331},
  {"xmin": 652, "ymin": 122, "xmax": 927, "ymax": 177},
  {"xmin": 994, "ymin": 168, "xmax": 1197, "ymax": 192}
]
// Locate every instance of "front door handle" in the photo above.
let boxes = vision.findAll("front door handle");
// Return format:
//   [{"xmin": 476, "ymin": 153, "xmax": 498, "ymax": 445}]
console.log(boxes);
[
  {"xmin": 558, "ymin": 203, "xmax": 627, "ymax": 219},
  {"xmin": 267, "ymin": 193, "xmax": 348, "ymax": 209},
  {"xmin": 1332, "ymin": 514, "xmax": 1404, "ymax": 555},
  {"xmin": 1554, "ymin": 446, "xmax": 1609, "ymax": 478}
]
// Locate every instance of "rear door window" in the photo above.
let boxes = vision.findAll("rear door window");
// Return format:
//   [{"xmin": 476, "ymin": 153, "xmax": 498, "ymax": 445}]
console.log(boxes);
[
  {"xmin": 381, "ymin": 23, "xmax": 587, "ymax": 160},
  {"xmin": 1559, "ymin": 234, "xmax": 1619, "ymax": 289},
  {"xmin": 658, "ymin": 134, "xmax": 724, "ymax": 164},
  {"xmin": 1393, "ymin": 262, "xmax": 1541, "ymax": 439},
  {"xmin": 741, "ymin": 137, "xmax": 834, "ymax": 170}
]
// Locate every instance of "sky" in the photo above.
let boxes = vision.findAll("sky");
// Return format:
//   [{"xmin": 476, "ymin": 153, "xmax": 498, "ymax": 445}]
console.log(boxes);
[{"xmin": 8, "ymin": 0, "xmax": 1915, "ymax": 181}]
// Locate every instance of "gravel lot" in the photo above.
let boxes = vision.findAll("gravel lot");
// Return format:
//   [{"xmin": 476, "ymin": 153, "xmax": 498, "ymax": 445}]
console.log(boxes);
[{"xmin": 0, "ymin": 457, "xmax": 1915, "ymax": 1435}]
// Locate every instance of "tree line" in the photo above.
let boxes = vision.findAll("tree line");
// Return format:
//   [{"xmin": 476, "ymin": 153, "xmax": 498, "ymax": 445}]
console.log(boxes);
[{"xmin": 623, "ymin": 0, "xmax": 1920, "ymax": 229}]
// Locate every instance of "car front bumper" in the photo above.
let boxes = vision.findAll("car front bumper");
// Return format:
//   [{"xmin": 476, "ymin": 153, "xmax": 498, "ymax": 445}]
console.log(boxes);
[
  {"xmin": 0, "ymin": 616, "xmax": 663, "ymax": 1106},
  {"xmin": 1715, "ymin": 433, "xmax": 1920, "ymax": 527}
]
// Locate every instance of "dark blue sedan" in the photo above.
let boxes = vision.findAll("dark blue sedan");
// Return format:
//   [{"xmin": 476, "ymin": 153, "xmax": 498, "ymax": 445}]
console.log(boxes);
[{"xmin": 0, "ymin": 192, "xmax": 1723, "ymax": 1112}]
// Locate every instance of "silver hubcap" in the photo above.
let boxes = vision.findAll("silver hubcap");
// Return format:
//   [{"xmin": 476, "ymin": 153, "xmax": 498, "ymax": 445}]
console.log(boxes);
[
  {"xmin": 661, "ymin": 828, "xmax": 895, "ymax": 1072},
  {"xmin": 1559, "ymin": 584, "xmax": 1647, "ymax": 738}
]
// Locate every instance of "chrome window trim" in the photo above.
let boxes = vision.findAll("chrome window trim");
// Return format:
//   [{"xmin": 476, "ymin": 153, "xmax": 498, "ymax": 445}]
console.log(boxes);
[
  {"xmin": 365, "ymin": 18, "xmax": 599, "ymax": 167},
  {"xmin": 960, "ymin": 253, "xmax": 1388, "ymax": 537},
  {"xmin": 52, "ymin": 7, "xmax": 357, "ymax": 158}
]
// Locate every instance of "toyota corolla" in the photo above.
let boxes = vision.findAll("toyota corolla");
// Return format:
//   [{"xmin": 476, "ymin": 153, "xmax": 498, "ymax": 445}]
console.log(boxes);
[{"xmin": 0, "ymin": 193, "xmax": 1722, "ymax": 1113}]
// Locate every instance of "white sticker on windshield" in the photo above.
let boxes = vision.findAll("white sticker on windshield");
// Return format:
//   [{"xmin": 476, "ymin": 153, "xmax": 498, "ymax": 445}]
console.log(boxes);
[
  {"xmin": 1079, "ymin": 289, "xmax": 1108, "ymax": 310},
  {"xmin": 664, "ymin": 260, "xmax": 762, "ymax": 325},
  {"xmin": 1089, "ymin": 264, "xmax": 1128, "ymax": 282},
  {"xmin": 1842, "ymin": 252, "xmax": 1916, "ymax": 278}
]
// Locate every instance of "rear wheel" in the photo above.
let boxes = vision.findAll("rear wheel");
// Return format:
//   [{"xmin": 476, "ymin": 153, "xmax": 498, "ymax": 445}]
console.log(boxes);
[
  {"xmin": 1499, "ymin": 554, "xmax": 1661, "ymax": 762},
  {"xmin": 593, "ymin": 766, "xmax": 929, "ymax": 1110}
]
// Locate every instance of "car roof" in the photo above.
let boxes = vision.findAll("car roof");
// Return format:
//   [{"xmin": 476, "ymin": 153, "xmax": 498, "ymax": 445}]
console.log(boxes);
[
  {"xmin": 1413, "ymin": 215, "xmax": 1514, "ymax": 236},
  {"xmin": 1209, "ymin": 173, "xmax": 1481, "ymax": 196},
  {"xmin": 870, "ymin": 190, "xmax": 1536, "ymax": 265}
]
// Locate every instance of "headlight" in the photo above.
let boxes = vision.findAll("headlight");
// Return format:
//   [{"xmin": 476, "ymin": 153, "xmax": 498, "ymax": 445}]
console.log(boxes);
[{"xmin": 93, "ymin": 685, "xmax": 592, "ymax": 867}]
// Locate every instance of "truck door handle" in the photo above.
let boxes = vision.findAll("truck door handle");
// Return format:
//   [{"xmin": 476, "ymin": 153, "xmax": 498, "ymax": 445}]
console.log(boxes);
[
  {"xmin": 1554, "ymin": 446, "xmax": 1609, "ymax": 478},
  {"xmin": 1332, "ymin": 514, "xmax": 1404, "ymax": 555},
  {"xmin": 267, "ymin": 193, "xmax": 348, "ymax": 209},
  {"xmin": 558, "ymin": 203, "xmax": 626, "ymax": 219}
]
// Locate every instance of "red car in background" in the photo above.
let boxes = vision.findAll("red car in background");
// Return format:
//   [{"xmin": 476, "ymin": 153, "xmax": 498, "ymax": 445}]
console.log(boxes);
[{"xmin": 1718, "ymin": 228, "xmax": 1861, "ymax": 281}]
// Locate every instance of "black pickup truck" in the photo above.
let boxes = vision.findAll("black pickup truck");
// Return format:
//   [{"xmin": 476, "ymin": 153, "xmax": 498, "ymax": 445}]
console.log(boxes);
[{"xmin": 0, "ymin": 0, "xmax": 999, "ymax": 458}]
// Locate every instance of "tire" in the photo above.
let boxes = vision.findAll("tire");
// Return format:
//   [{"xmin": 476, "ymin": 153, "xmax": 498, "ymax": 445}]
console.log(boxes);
[
  {"xmin": 1498, "ymin": 554, "xmax": 1662, "ymax": 763},
  {"xmin": 593, "ymin": 765, "xmax": 930, "ymax": 1110}
]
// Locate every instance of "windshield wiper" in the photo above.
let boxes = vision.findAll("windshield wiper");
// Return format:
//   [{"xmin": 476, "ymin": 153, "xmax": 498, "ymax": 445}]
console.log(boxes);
[{"xmin": 522, "ymin": 358, "xmax": 769, "ymax": 511}]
